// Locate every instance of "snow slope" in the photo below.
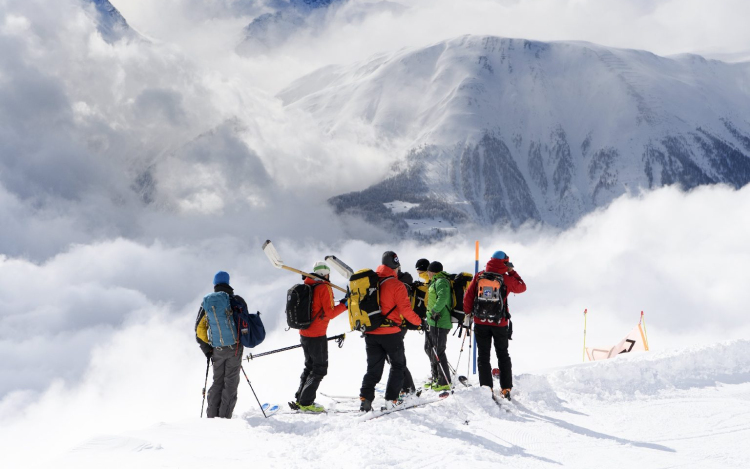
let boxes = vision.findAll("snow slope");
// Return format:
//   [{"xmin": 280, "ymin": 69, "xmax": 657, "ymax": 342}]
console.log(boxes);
[
  {"xmin": 54, "ymin": 339, "xmax": 750, "ymax": 468},
  {"xmin": 280, "ymin": 35, "xmax": 750, "ymax": 233}
]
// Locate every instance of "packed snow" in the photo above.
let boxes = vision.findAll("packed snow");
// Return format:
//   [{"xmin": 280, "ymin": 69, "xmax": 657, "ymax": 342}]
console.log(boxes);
[{"xmin": 55, "ymin": 339, "xmax": 750, "ymax": 468}]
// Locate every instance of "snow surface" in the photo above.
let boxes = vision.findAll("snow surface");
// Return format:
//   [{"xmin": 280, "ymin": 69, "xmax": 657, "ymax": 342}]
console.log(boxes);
[{"xmin": 52, "ymin": 339, "xmax": 750, "ymax": 468}]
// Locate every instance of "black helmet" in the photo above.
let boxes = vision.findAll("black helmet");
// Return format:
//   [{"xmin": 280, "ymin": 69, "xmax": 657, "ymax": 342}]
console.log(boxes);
[
  {"xmin": 415, "ymin": 258, "xmax": 430, "ymax": 271},
  {"xmin": 382, "ymin": 251, "xmax": 401, "ymax": 270}
]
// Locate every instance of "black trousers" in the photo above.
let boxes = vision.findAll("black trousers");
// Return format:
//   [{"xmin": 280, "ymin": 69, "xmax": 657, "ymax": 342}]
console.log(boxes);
[
  {"xmin": 360, "ymin": 333, "xmax": 407, "ymax": 401},
  {"xmin": 296, "ymin": 335, "xmax": 328, "ymax": 406},
  {"xmin": 474, "ymin": 323, "xmax": 512, "ymax": 389},
  {"xmin": 424, "ymin": 326, "xmax": 451, "ymax": 385},
  {"xmin": 207, "ymin": 343, "xmax": 243, "ymax": 418},
  {"xmin": 399, "ymin": 329, "xmax": 415, "ymax": 393}
]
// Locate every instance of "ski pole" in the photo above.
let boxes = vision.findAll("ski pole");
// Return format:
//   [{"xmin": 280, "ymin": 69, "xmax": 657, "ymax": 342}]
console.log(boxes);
[
  {"xmin": 200, "ymin": 357, "xmax": 210, "ymax": 418},
  {"xmin": 246, "ymin": 334, "xmax": 345, "ymax": 361},
  {"xmin": 583, "ymin": 308, "xmax": 588, "ymax": 362},
  {"xmin": 424, "ymin": 326, "xmax": 453, "ymax": 390},
  {"xmin": 240, "ymin": 365, "xmax": 268, "ymax": 418}
]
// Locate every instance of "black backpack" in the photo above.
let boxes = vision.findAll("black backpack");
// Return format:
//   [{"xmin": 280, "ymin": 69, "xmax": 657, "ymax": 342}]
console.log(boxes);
[
  {"xmin": 472, "ymin": 272, "xmax": 508, "ymax": 322},
  {"xmin": 285, "ymin": 283, "xmax": 322, "ymax": 330}
]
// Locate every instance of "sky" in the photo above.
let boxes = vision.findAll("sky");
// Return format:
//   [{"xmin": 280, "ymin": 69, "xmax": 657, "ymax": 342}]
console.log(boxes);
[{"xmin": 1, "ymin": 0, "xmax": 750, "ymax": 464}]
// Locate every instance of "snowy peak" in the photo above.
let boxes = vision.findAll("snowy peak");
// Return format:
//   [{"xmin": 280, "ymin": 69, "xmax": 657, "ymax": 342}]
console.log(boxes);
[
  {"xmin": 281, "ymin": 35, "xmax": 750, "ymax": 234},
  {"xmin": 88, "ymin": 0, "xmax": 137, "ymax": 43}
]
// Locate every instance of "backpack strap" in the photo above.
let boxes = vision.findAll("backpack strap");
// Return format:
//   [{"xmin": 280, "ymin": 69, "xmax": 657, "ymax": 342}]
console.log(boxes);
[{"xmin": 378, "ymin": 277, "xmax": 399, "ymax": 326}]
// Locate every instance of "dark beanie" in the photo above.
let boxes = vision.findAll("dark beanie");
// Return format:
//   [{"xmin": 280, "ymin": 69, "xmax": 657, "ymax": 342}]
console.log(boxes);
[
  {"xmin": 415, "ymin": 258, "xmax": 430, "ymax": 271},
  {"xmin": 427, "ymin": 261, "xmax": 443, "ymax": 273},
  {"xmin": 382, "ymin": 251, "xmax": 400, "ymax": 270}
]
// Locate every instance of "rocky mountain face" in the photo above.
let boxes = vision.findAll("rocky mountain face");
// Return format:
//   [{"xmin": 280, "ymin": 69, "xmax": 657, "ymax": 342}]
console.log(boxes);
[
  {"xmin": 279, "ymin": 35, "xmax": 750, "ymax": 235},
  {"xmin": 89, "ymin": 0, "xmax": 136, "ymax": 43}
]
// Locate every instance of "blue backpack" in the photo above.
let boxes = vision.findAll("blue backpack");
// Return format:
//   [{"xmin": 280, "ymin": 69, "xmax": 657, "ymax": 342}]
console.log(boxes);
[
  {"xmin": 231, "ymin": 296, "xmax": 266, "ymax": 348},
  {"xmin": 202, "ymin": 292, "xmax": 238, "ymax": 347}
]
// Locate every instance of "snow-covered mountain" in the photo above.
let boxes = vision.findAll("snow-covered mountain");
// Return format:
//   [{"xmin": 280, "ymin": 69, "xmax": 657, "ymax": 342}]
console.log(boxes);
[
  {"xmin": 88, "ymin": 0, "xmax": 138, "ymax": 43},
  {"xmin": 237, "ymin": 0, "xmax": 406, "ymax": 56},
  {"xmin": 279, "ymin": 36, "xmax": 750, "ymax": 234}
]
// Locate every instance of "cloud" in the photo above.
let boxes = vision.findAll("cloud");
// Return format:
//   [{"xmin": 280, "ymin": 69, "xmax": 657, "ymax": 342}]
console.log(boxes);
[{"xmin": 2, "ymin": 184, "xmax": 750, "ymax": 464}]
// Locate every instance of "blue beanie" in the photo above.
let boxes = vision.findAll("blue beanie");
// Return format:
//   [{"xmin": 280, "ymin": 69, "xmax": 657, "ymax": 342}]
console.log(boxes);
[
  {"xmin": 491, "ymin": 251, "xmax": 508, "ymax": 260},
  {"xmin": 213, "ymin": 271, "xmax": 230, "ymax": 286}
]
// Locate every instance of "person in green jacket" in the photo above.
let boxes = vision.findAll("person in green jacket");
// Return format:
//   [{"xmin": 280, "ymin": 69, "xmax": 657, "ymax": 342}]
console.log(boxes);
[{"xmin": 424, "ymin": 261, "xmax": 453, "ymax": 391}]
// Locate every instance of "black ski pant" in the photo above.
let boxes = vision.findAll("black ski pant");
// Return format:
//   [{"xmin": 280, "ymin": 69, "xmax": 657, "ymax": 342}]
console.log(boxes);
[
  {"xmin": 425, "ymin": 326, "xmax": 451, "ymax": 385},
  {"xmin": 207, "ymin": 343, "xmax": 243, "ymax": 418},
  {"xmin": 475, "ymin": 323, "xmax": 512, "ymax": 390},
  {"xmin": 296, "ymin": 335, "xmax": 328, "ymax": 406},
  {"xmin": 399, "ymin": 329, "xmax": 415, "ymax": 394},
  {"xmin": 360, "ymin": 332, "xmax": 407, "ymax": 402}
]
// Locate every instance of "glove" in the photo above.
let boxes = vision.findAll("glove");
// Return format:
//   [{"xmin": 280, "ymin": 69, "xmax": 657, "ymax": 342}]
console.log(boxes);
[
  {"xmin": 339, "ymin": 298, "xmax": 348, "ymax": 307},
  {"xmin": 463, "ymin": 313, "xmax": 473, "ymax": 328},
  {"xmin": 432, "ymin": 312, "xmax": 441, "ymax": 323},
  {"xmin": 420, "ymin": 318, "xmax": 428, "ymax": 331},
  {"xmin": 199, "ymin": 342, "xmax": 213, "ymax": 359},
  {"xmin": 505, "ymin": 261, "xmax": 514, "ymax": 272}
]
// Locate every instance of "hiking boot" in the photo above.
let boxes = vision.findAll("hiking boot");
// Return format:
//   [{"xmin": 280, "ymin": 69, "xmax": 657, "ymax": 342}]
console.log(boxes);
[
  {"xmin": 501, "ymin": 389, "xmax": 511, "ymax": 401},
  {"xmin": 423, "ymin": 380, "xmax": 435, "ymax": 389},
  {"xmin": 431, "ymin": 383, "xmax": 451, "ymax": 392},
  {"xmin": 359, "ymin": 397, "xmax": 372, "ymax": 412},
  {"xmin": 298, "ymin": 403, "xmax": 326, "ymax": 413},
  {"xmin": 381, "ymin": 400, "xmax": 403, "ymax": 411}
]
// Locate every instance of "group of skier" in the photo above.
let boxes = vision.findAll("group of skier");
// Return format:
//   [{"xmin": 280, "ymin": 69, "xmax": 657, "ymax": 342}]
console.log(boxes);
[{"xmin": 195, "ymin": 248, "xmax": 526, "ymax": 417}]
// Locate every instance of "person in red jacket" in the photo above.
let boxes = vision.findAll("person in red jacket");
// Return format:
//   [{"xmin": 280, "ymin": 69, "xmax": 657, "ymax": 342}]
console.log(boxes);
[
  {"xmin": 359, "ymin": 251, "xmax": 423, "ymax": 411},
  {"xmin": 463, "ymin": 251, "xmax": 526, "ymax": 401},
  {"xmin": 294, "ymin": 261, "xmax": 348, "ymax": 413}
]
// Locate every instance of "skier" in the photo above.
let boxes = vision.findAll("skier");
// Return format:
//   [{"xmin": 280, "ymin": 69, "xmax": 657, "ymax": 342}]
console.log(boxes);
[
  {"xmin": 195, "ymin": 271, "xmax": 246, "ymax": 418},
  {"xmin": 415, "ymin": 258, "xmax": 431, "ymax": 283},
  {"xmin": 424, "ymin": 261, "xmax": 452, "ymax": 391},
  {"xmin": 359, "ymin": 251, "xmax": 422, "ymax": 411},
  {"xmin": 293, "ymin": 262, "xmax": 348, "ymax": 413},
  {"xmin": 463, "ymin": 251, "xmax": 526, "ymax": 401}
]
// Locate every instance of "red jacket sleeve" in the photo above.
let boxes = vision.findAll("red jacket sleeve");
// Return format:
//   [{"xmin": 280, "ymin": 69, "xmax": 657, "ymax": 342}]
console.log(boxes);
[
  {"xmin": 504, "ymin": 271, "xmax": 526, "ymax": 295},
  {"xmin": 316, "ymin": 284, "xmax": 347, "ymax": 320},
  {"xmin": 463, "ymin": 273, "xmax": 479, "ymax": 314}
]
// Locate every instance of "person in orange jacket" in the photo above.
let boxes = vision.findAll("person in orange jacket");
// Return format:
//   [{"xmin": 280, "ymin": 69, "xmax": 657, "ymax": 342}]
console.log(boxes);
[
  {"xmin": 294, "ymin": 261, "xmax": 348, "ymax": 413},
  {"xmin": 359, "ymin": 251, "xmax": 423, "ymax": 412}
]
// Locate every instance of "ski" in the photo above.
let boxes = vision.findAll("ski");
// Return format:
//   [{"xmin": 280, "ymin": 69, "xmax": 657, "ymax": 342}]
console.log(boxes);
[
  {"xmin": 325, "ymin": 255, "xmax": 355, "ymax": 280},
  {"xmin": 458, "ymin": 375, "xmax": 472, "ymax": 387},
  {"xmin": 359, "ymin": 392, "xmax": 450, "ymax": 421},
  {"xmin": 261, "ymin": 403, "xmax": 281, "ymax": 416},
  {"xmin": 262, "ymin": 240, "xmax": 346, "ymax": 292}
]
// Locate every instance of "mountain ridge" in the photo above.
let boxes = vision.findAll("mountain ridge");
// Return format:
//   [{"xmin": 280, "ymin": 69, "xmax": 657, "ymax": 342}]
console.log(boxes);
[{"xmin": 280, "ymin": 35, "xmax": 750, "ymax": 235}]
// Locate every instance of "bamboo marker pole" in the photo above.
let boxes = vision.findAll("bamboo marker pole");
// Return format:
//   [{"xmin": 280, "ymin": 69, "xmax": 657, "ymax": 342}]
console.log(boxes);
[
  {"xmin": 640, "ymin": 310, "xmax": 650, "ymax": 351},
  {"xmin": 582, "ymin": 309, "xmax": 588, "ymax": 362}
]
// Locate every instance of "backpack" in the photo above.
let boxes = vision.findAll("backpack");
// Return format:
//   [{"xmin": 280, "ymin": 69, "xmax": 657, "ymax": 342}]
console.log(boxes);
[
  {"xmin": 448, "ymin": 272, "xmax": 474, "ymax": 323},
  {"xmin": 411, "ymin": 281, "xmax": 429, "ymax": 319},
  {"xmin": 202, "ymin": 292, "xmax": 238, "ymax": 347},
  {"xmin": 472, "ymin": 272, "xmax": 508, "ymax": 322},
  {"xmin": 285, "ymin": 283, "xmax": 322, "ymax": 330},
  {"xmin": 231, "ymin": 296, "xmax": 266, "ymax": 348},
  {"xmin": 348, "ymin": 269, "xmax": 397, "ymax": 333}
]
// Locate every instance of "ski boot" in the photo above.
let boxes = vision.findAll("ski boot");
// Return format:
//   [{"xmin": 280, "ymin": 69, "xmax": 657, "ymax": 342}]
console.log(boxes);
[
  {"xmin": 381, "ymin": 399, "xmax": 404, "ymax": 411},
  {"xmin": 500, "ymin": 389, "xmax": 511, "ymax": 401},
  {"xmin": 430, "ymin": 383, "xmax": 451, "ymax": 392},
  {"xmin": 359, "ymin": 397, "xmax": 372, "ymax": 412},
  {"xmin": 297, "ymin": 402, "xmax": 326, "ymax": 413}
]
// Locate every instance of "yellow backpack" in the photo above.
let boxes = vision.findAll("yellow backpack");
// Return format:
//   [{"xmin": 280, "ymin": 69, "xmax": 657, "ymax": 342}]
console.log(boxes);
[{"xmin": 348, "ymin": 269, "xmax": 397, "ymax": 332}]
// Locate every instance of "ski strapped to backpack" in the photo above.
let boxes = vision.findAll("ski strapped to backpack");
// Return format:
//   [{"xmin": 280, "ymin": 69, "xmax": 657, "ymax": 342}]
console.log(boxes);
[
  {"xmin": 472, "ymin": 272, "xmax": 508, "ymax": 322},
  {"xmin": 202, "ymin": 292, "xmax": 238, "ymax": 347},
  {"xmin": 348, "ymin": 269, "xmax": 398, "ymax": 333}
]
